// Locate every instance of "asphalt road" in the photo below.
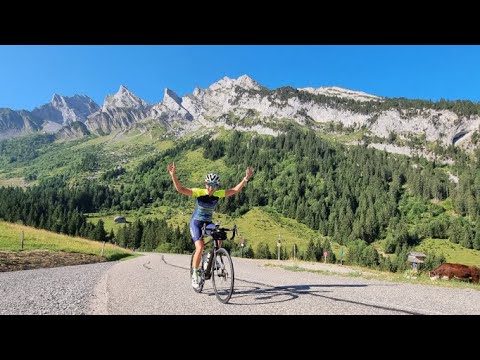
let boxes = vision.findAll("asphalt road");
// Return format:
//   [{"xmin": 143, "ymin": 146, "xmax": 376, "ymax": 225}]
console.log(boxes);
[
  {"xmin": 89, "ymin": 253, "xmax": 480, "ymax": 315},
  {"xmin": 2, "ymin": 253, "xmax": 479, "ymax": 315}
]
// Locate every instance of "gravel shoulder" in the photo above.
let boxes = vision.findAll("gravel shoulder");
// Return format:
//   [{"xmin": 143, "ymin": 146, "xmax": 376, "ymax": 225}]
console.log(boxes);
[{"xmin": 0, "ymin": 262, "xmax": 115, "ymax": 315}]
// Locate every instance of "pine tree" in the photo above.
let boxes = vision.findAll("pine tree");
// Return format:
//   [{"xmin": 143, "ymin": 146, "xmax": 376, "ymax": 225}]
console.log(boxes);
[
  {"xmin": 94, "ymin": 219, "xmax": 107, "ymax": 242},
  {"xmin": 474, "ymin": 222, "xmax": 480, "ymax": 250},
  {"xmin": 305, "ymin": 239, "xmax": 316, "ymax": 262},
  {"xmin": 256, "ymin": 242, "xmax": 272, "ymax": 259},
  {"xmin": 109, "ymin": 229, "xmax": 116, "ymax": 244}
]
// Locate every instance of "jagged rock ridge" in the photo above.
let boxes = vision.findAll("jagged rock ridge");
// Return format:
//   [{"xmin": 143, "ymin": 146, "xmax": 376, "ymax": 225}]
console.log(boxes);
[
  {"xmin": 32, "ymin": 94, "xmax": 99, "ymax": 125},
  {"xmin": 2, "ymin": 75, "xmax": 480, "ymax": 154}
]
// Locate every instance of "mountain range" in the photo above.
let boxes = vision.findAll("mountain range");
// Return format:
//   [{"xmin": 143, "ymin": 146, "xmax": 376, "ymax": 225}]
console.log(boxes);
[{"xmin": 2, "ymin": 75, "xmax": 480, "ymax": 156}]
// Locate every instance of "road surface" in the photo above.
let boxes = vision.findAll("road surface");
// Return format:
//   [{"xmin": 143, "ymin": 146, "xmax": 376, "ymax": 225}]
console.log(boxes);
[
  {"xmin": 90, "ymin": 253, "xmax": 480, "ymax": 315},
  {"xmin": 2, "ymin": 253, "xmax": 479, "ymax": 314}
]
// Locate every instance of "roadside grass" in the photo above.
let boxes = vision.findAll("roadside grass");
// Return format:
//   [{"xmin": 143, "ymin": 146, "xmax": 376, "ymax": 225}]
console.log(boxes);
[
  {"xmin": 266, "ymin": 263, "xmax": 364, "ymax": 277},
  {"xmin": 415, "ymin": 238, "xmax": 480, "ymax": 266},
  {"xmin": 264, "ymin": 261, "xmax": 480, "ymax": 290},
  {"xmin": 0, "ymin": 221, "xmax": 133, "ymax": 261}
]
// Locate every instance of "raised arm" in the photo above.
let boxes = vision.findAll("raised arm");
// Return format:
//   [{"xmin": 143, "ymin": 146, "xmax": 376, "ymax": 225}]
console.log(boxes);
[
  {"xmin": 225, "ymin": 166, "xmax": 254, "ymax": 197},
  {"xmin": 167, "ymin": 162, "xmax": 192, "ymax": 196}
]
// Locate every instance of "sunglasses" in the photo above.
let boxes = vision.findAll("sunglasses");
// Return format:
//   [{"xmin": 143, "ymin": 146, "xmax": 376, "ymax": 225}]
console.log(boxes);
[{"xmin": 206, "ymin": 182, "xmax": 218, "ymax": 187}]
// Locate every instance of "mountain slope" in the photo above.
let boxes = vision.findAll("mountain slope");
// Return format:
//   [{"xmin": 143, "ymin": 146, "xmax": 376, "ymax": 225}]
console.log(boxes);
[
  {"xmin": 0, "ymin": 109, "xmax": 43, "ymax": 140},
  {"xmin": 85, "ymin": 85, "xmax": 150, "ymax": 135},
  {"xmin": 32, "ymin": 94, "xmax": 99, "ymax": 125}
]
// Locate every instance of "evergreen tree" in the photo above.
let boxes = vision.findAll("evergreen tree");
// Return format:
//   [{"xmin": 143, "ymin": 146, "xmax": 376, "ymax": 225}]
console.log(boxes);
[
  {"xmin": 94, "ymin": 219, "xmax": 107, "ymax": 242},
  {"xmin": 108, "ymin": 229, "xmax": 116, "ymax": 244},
  {"xmin": 305, "ymin": 239, "xmax": 317, "ymax": 262},
  {"xmin": 256, "ymin": 242, "xmax": 272, "ymax": 259}
]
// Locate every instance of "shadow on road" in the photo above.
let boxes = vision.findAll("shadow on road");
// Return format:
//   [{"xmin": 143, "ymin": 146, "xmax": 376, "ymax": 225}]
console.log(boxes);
[
  {"xmin": 224, "ymin": 283, "xmax": 368, "ymax": 306},
  {"xmin": 226, "ymin": 281, "xmax": 421, "ymax": 314},
  {"xmin": 161, "ymin": 255, "xmax": 422, "ymax": 314}
]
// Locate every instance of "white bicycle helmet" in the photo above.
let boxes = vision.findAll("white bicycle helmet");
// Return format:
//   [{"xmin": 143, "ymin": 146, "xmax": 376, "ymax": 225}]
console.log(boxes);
[{"xmin": 205, "ymin": 173, "xmax": 220, "ymax": 186}]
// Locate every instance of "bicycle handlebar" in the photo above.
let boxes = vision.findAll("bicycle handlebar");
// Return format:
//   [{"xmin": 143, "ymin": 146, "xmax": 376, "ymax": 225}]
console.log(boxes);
[
  {"xmin": 216, "ymin": 225, "xmax": 237, "ymax": 241},
  {"xmin": 202, "ymin": 223, "xmax": 237, "ymax": 241},
  {"xmin": 223, "ymin": 224, "xmax": 236, "ymax": 241}
]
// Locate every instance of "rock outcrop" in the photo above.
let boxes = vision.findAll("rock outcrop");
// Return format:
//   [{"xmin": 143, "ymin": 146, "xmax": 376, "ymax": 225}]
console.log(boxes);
[
  {"xmin": 2, "ymin": 75, "xmax": 480, "ymax": 153},
  {"xmin": 32, "ymin": 94, "xmax": 99, "ymax": 125}
]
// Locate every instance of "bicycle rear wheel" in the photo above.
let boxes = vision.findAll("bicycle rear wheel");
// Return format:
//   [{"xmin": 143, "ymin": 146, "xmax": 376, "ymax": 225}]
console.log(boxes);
[
  {"xmin": 190, "ymin": 251, "xmax": 204, "ymax": 293},
  {"xmin": 212, "ymin": 248, "xmax": 234, "ymax": 303}
]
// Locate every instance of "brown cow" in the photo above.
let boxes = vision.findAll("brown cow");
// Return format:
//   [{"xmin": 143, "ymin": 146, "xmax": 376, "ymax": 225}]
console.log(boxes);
[
  {"xmin": 429, "ymin": 263, "xmax": 480, "ymax": 283},
  {"xmin": 470, "ymin": 266, "xmax": 480, "ymax": 283}
]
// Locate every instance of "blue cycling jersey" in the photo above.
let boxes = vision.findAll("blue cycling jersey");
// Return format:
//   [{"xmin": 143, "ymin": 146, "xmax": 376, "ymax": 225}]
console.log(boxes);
[{"xmin": 191, "ymin": 188, "xmax": 226, "ymax": 222}]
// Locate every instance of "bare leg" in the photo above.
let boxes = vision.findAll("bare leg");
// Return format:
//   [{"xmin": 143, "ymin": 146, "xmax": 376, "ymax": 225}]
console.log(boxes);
[{"xmin": 193, "ymin": 239, "xmax": 205, "ymax": 269}]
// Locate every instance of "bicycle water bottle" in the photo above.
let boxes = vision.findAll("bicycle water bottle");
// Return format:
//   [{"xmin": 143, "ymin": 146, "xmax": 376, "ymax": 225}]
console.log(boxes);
[{"xmin": 203, "ymin": 253, "xmax": 210, "ymax": 270}]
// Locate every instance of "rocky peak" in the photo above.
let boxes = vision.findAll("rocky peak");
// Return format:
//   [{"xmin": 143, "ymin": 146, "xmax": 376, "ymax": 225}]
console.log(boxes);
[
  {"xmin": 236, "ymin": 74, "xmax": 261, "ymax": 90},
  {"xmin": 208, "ymin": 76, "xmax": 233, "ymax": 91},
  {"xmin": 52, "ymin": 94, "xmax": 63, "ymax": 105},
  {"xmin": 32, "ymin": 94, "xmax": 99, "ymax": 125},
  {"xmin": 148, "ymin": 88, "xmax": 193, "ymax": 121},
  {"xmin": 163, "ymin": 88, "xmax": 182, "ymax": 107},
  {"xmin": 55, "ymin": 94, "xmax": 98, "ymax": 110},
  {"xmin": 192, "ymin": 87, "xmax": 203, "ymax": 97},
  {"xmin": 208, "ymin": 74, "xmax": 262, "ymax": 92},
  {"xmin": 102, "ymin": 85, "xmax": 148, "ymax": 111}
]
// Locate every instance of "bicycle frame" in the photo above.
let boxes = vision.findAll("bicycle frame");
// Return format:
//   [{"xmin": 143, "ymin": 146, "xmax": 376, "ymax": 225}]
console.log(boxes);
[{"xmin": 201, "ymin": 224, "xmax": 236, "ymax": 280}]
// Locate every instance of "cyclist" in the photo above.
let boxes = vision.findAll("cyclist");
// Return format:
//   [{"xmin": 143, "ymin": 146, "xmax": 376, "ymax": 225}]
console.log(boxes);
[{"xmin": 167, "ymin": 162, "xmax": 254, "ymax": 289}]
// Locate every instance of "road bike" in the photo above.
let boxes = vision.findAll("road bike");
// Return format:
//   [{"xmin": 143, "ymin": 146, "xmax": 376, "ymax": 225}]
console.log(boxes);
[{"xmin": 190, "ymin": 223, "xmax": 236, "ymax": 304}]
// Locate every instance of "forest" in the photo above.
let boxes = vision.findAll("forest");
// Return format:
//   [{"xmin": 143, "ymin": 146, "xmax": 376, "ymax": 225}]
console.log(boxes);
[{"xmin": 1, "ymin": 126, "xmax": 479, "ymax": 272}]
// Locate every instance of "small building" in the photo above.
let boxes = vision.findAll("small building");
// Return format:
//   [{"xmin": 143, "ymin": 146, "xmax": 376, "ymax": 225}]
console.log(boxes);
[
  {"xmin": 407, "ymin": 251, "xmax": 427, "ymax": 272},
  {"xmin": 114, "ymin": 216, "xmax": 127, "ymax": 224}
]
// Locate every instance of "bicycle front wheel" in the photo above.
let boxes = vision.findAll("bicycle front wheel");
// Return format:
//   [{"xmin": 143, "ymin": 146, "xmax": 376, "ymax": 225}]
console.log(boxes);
[{"xmin": 212, "ymin": 248, "xmax": 234, "ymax": 303}]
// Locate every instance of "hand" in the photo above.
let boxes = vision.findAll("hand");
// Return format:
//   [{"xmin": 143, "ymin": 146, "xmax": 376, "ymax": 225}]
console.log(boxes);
[
  {"xmin": 245, "ymin": 166, "xmax": 254, "ymax": 180},
  {"xmin": 167, "ymin": 162, "xmax": 176, "ymax": 176}
]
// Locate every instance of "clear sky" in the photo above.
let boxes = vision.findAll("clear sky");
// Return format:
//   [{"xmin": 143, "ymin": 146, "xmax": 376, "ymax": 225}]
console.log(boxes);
[{"xmin": 1, "ymin": 45, "xmax": 479, "ymax": 111}]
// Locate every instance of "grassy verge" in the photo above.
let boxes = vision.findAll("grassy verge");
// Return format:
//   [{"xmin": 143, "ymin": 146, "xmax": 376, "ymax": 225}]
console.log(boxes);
[
  {"xmin": 0, "ymin": 221, "xmax": 133, "ymax": 261},
  {"xmin": 415, "ymin": 238, "xmax": 480, "ymax": 266},
  {"xmin": 265, "ymin": 261, "xmax": 480, "ymax": 290}
]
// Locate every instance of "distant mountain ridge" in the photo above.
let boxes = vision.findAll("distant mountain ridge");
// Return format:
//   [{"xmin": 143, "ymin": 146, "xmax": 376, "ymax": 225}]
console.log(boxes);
[
  {"xmin": 1, "ymin": 75, "xmax": 480, "ymax": 154},
  {"xmin": 0, "ymin": 108, "xmax": 43, "ymax": 140},
  {"xmin": 32, "ymin": 94, "xmax": 100, "ymax": 125}
]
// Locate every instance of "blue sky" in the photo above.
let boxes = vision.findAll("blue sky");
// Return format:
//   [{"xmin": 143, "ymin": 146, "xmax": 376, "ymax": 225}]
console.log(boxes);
[{"xmin": 1, "ymin": 45, "xmax": 479, "ymax": 110}]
